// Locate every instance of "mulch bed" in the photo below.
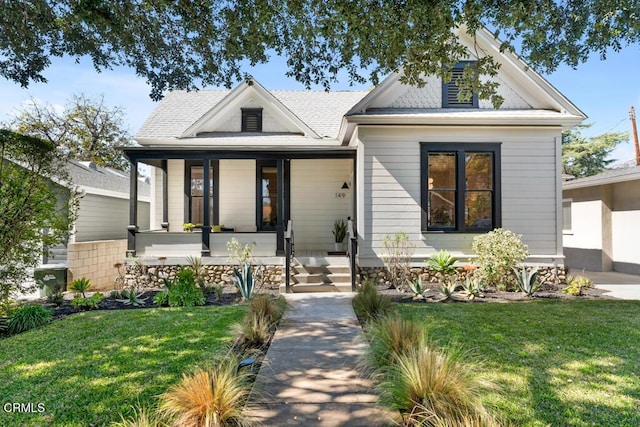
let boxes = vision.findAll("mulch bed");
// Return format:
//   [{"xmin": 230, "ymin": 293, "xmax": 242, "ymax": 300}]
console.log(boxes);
[{"xmin": 378, "ymin": 281, "xmax": 610, "ymax": 304}]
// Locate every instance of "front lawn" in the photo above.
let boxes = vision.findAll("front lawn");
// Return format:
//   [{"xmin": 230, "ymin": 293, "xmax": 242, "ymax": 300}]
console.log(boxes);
[
  {"xmin": 0, "ymin": 306, "xmax": 246, "ymax": 426},
  {"xmin": 398, "ymin": 300, "xmax": 640, "ymax": 426}
]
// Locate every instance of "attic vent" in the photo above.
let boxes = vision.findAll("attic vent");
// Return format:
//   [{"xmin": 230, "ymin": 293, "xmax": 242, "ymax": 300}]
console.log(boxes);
[
  {"xmin": 442, "ymin": 61, "xmax": 478, "ymax": 108},
  {"xmin": 242, "ymin": 108, "xmax": 263, "ymax": 132}
]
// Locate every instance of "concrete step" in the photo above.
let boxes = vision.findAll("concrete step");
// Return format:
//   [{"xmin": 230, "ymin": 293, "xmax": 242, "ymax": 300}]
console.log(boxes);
[
  {"xmin": 292, "ymin": 265, "xmax": 351, "ymax": 275},
  {"xmin": 292, "ymin": 273, "xmax": 352, "ymax": 284},
  {"xmin": 279, "ymin": 282, "xmax": 354, "ymax": 293},
  {"xmin": 292, "ymin": 255, "xmax": 350, "ymax": 267}
]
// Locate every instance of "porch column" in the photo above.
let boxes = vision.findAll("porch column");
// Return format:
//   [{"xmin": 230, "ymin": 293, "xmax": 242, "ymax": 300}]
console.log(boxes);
[
  {"xmin": 161, "ymin": 159, "xmax": 169, "ymax": 230},
  {"xmin": 201, "ymin": 159, "xmax": 211, "ymax": 256},
  {"xmin": 276, "ymin": 159, "xmax": 285, "ymax": 255},
  {"xmin": 127, "ymin": 159, "xmax": 139, "ymax": 256}
]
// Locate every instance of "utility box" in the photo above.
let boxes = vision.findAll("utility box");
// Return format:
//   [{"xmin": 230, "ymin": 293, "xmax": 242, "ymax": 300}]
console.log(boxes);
[{"xmin": 34, "ymin": 264, "xmax": 67, "ymax": 297}]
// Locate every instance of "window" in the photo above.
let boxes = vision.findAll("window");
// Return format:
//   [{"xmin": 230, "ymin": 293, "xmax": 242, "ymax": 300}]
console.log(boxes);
[
  {"xmin": 421, "ymin": 144, "xmax": 501, "ymax": 232},
  {"xmin": 257, "ymin": 160, "xmax": 279, "ymax": 231},
  {"xmin": 185, "ymin": 161, "xmax": 216, "ymax": 225},
  {"xmin": 442, "ymin": 61, "xmax": 478, "ymax": 108},
  {"xmin": 242, "ymin": 108, "xmax": 263, "ymax": 132},
  {"xmin": 562, "ymin": 199, "xmax": 572, "ymax": 232}
]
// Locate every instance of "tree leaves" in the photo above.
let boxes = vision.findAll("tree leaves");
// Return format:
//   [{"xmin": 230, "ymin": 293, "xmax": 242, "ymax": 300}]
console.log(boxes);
[
  {"xmin": 8, "ymin": 94, "xmax": 132, "ymax": 170},
  {"xmin": 1, "ymin": 1, "xmax": 638, "ymax": 101},
  {"xmin": 562, "ymin": 124, "xmax": 629, "ymax": 178}
]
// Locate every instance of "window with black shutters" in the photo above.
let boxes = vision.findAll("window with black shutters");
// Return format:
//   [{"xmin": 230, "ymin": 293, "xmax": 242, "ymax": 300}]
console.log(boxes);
[
  {"xmin": 241, "ymin": 108, "xmax": 263, "ymax": 132},
  {"xmin": 442, "ymin": 61, "xmax": 479, "ymax": 108}
]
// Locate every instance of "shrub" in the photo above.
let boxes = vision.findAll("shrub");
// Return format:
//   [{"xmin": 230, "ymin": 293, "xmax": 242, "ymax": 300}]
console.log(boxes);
[
  {"xmin": 71, "ymin": 293, "xmax": 104, "ymax": 310},
  {"xmin": 8, "ymin": 305, "xmax": 52, "ymax": 334},
  {"xmin": 234, "ymin": 295, "xmax": 287, "ymax": 349},
  {"xmin": 353, "ymin": 279, "xmax": 394, "ymax": 323},
  {"xmin": 154, "ymin": 290, "xmax": 169, "ymax": 307},
  {"xmin": 563, "ymin": 275, "xmax": 593, "ymax": 296},
  {"xmin": 380, "ymin": 344, "xmax": 498, "ymax": 427},
  {"xmin": 70, "ymin": 277, "xmax": 92, "ymax": 297},
  {"xmin": 513, "ymin": 266, "xmax": 540, "ymax": 296},
  {"xmin": 382, "ymin": 232, "xmax": 415, "ymax": 291},
  {"xmin": 427, "ymin": 250, "xmax": 458, "ymax": 285},
  {"xmin": 185, "ymin": 255, "xmax": 208, "ymax": 287},
  {"xmin": 364, "ymin": 315, "xmax": 426, "ymax": 372},
  {"xmin": 159, "ymin": 358, "xmax": 252, "ymax": 427},
  {"xmin": 472, "ymin": 228, "xmax": 529, "ymax": 291},
  {"xmin": 161, "ymin": 269, "xmax": 205, "ymax": 307},
  {"xmin": 214, "ymin": 284, "xmax": 224, "ymax": 302}
]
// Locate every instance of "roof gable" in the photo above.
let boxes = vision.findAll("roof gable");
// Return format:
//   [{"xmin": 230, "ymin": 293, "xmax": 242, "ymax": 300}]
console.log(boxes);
[
  {"xmin": 180, "ymin": 77, "xmax": 320, "ymax": 138},
  {"xmin": 346, "ymin": 26, "xmax": 585, "ymax": 117}
]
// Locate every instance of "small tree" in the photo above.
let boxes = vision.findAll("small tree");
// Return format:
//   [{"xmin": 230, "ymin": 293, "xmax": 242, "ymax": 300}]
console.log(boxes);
[
  {"xmin": 0, "ymin": 130, "xmax": 76, "ymax": 309},
  {"xmin": 9, "ymin": 94, "xmax": 133, "ymax": 170},
  {"xmin": 562, "ymin": 124, "xmax": 628, "ymax": 178},
  {"xmin": 382, "ymin": 232, "xmax": 415, "ymax": 291},
  {"xmin": 471, "ymin": 228, "xmax": 528, "ymax": 291}
]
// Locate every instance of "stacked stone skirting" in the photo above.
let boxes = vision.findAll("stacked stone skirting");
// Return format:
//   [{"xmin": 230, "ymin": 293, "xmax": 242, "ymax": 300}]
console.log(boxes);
[
  {"xmin": 358, "ymin": 265, "xmax": 567, "ymax": 287},
  {"xmin": 124, "ymin": 264, "xmax": 283, "ymax": 290}
]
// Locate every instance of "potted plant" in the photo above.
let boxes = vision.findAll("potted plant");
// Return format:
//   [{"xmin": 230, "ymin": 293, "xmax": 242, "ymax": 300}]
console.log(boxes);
[
  {"xmin": 332, "ymin": 219, "xmax": 347, "ymax": 252},
  {"xmin": 183, "ymin": 223, "xmax": 195, "ymax": 232}
]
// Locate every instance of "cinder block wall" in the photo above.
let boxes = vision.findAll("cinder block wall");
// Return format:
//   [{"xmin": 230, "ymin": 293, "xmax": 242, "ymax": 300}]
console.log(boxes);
[{"xmin": 67, "ymin": 240, "xmax": 127, "ymax": 291}]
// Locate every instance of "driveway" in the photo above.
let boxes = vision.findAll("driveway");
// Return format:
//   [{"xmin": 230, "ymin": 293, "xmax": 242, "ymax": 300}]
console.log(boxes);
[{"xmin": 581, "ymin": 270, "xmax": 640, "ymax": 300}]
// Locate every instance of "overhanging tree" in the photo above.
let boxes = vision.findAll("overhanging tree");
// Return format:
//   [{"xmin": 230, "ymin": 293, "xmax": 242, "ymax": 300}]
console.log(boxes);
[
  {"xmin": 1, "ymin": 1, "xmax": 638, "ymax": 102},
  {"xmin": 9, "ymin": 94, "xmax": 133, "ymax": 170},
  {"xmin": 562, "ymin": 124, "xmax": 629, "ymax": 178},
  {"xmin": 0, "ymin": 130, "xmax": 76, "ymax": 308}
]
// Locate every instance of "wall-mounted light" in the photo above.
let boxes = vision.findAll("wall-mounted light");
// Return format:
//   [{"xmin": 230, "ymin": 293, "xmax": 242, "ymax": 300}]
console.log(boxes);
[{"xmin": 341, "ymin": 182, "xmax": 350, "ymax": 189}]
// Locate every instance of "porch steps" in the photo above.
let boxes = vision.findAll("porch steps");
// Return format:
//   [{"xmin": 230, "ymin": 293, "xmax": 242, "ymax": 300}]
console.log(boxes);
[{"xmin": 280, "ymin": 256, "xmax": 353, "ymax": 293}]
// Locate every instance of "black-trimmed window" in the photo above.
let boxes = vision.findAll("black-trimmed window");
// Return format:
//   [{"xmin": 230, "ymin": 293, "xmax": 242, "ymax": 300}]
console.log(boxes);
[
  {"xmin": 242, "ymin": 108, "xmax": 263, "ymax": 132},
  {"xmin": 442, "ymin": 61, "xmax": 478, "ymax": 108},
  {"xmin": 184, "ymin": 160, "xmax": 218, "ymax": 225},
  {"xmin": 421, "ymin": 143, "xmax": 501, "ymax": 232}
]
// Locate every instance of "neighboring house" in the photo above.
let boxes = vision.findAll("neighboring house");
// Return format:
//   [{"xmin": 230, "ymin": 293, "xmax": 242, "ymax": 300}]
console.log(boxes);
[
  {"xmin": 563, "ymin": 165, "xmax": 640, "ymax": 274},
  {"xmin": 123, "ymin": 27, "xmax": 584, "ymax": 288},
  {"xmin": 46, "ymin": 160, "xmax": 151, "ymax": 264}
]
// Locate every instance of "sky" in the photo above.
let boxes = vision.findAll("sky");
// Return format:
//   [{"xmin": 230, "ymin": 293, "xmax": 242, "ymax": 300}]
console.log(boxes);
[{"xmin": 1, "ymin": 44, "xmax": 639, "ymax": 165}]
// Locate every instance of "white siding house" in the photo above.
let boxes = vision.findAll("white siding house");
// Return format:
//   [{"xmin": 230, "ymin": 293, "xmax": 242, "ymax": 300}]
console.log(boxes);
[{"xmin": 125, "ymin": 27, "xmax": 584, "ymax": 277}]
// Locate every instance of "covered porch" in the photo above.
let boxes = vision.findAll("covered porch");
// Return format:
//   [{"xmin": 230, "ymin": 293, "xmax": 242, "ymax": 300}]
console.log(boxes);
[{"xmin": 123, "ymin": 147, "xmax": 356, "ymax": 259}]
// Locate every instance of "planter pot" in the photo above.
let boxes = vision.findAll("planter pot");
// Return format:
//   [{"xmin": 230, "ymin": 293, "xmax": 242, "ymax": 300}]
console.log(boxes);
[{"xmin": 334, "ymin": 242, "xmax": 343, "ymax": 252}]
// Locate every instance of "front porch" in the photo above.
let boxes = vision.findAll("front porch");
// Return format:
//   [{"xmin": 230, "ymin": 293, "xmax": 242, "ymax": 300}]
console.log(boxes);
[{"xmin": 124, "ymin": 147, "xmax": 356, "ymax": 259}]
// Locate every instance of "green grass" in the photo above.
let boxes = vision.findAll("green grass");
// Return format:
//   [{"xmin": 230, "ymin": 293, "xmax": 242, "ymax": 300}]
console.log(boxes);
[
  {"xmin": 0, "ymin": 306, "xmax": 246, "ymax": 426},
  {"xmin": 398, "ymin": 300, "xmax": 640, "ymax": 426}
]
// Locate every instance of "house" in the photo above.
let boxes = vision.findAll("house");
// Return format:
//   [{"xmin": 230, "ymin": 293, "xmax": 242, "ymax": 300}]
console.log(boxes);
[
  {"xmin": 45, "ymin": 160, "xmax": 151, "ymax": 264},
  {"xmin": 563, "ymin": 164, "xmax": 640, "ymax": 275},
  {"xmin": 123, "ymin": 27, "xmax": 585, "ymax": 291}
]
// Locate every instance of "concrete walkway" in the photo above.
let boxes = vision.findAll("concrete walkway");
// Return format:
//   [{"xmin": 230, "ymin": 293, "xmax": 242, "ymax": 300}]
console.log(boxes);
[
  {"xmin": 582, "ymin": 270, "xmax": 640, "ymax": 300},
  {"xmin": 248, "ymin": 292, "xmax": 396, "ymax": 426}
]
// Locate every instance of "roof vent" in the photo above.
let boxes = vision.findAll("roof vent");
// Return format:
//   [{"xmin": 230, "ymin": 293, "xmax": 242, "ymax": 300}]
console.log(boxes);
[{"xmin": 89, "ymin": 162, "xmax": 97, "ymax": 170}]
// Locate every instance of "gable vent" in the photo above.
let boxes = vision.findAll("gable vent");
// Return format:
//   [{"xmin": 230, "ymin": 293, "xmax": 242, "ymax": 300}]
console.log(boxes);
[
  {"xmin": 443, "ymin": 62, "xmax": 478, "ymax": 108},
  {"xmin": 242, "ymin": 108, "xmax": 263, "ymax": 132}
]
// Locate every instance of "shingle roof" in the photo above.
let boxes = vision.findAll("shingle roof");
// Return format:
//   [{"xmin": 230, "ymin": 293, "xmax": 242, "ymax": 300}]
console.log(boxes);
[
  {"xmin": 135, "ymin": 89, "xmax": 369, "ymax": 140},
  {"xmin": 563, "ymin": 164, "xmax": 640, "ymax": 190},
  {"xmin": 67, "ymin": 160, "xmax": 150, "ymax": 198}
]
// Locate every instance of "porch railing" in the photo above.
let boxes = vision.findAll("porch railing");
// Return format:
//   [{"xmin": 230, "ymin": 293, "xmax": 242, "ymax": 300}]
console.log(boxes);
[
  {"xmin": 347, "ymin": 219, "xmax": 357, "ymax": 292},
  {"xmin": 284, "ymin": 220, "xmax": 295, "ymax": 293}
]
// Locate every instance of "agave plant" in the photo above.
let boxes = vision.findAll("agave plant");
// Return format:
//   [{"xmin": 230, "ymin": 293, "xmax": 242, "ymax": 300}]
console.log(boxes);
[
  {"xmin": 461, "ymin": 276, "xmax": 485, "ymax": 300},
  {"xmin": 513, "ymin": 266, "xmax": 540, "ymax": 296},
  {"xmin": 231, "ymin": 263, "xmax": 255, "ymax": 301},
  {"xmin": 427, "ymin": 250, "xmax": 458, "ymax": 285},
  {"xmin": 407, "ymin": 280, "xmax": 429, "ymax": 300},
  {"xmin": 117, "ymin": 289, "xmax": 148, "ymax": 306},
  {"xmin": 440, "ymin": 281, "xmax": 459, "ymax": 301}
]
